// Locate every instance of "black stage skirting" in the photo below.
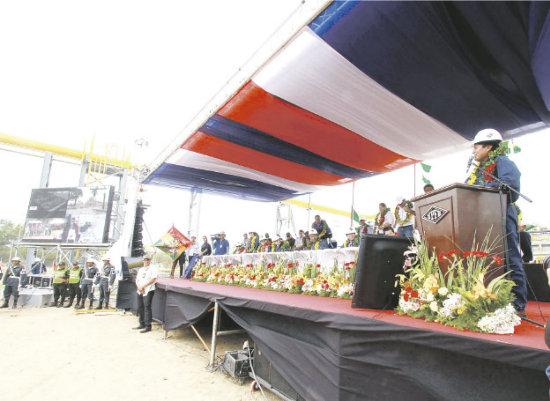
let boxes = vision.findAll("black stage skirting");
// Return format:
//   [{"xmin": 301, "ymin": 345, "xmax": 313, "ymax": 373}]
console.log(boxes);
[{"xmin": 143, "ymin": 279, "xmax": 550, "ymax": 401}]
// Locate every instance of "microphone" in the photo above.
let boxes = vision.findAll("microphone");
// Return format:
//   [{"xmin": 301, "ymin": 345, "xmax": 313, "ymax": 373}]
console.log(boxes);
[{"xmin": 465, "ymin": 155, "xmax": 474, "ymax": 173}]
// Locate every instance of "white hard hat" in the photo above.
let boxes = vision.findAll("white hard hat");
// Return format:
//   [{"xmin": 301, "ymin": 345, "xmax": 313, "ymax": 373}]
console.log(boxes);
[
  {"xmin": 34, "ymin": 257, "xmax": 41, "ymax": 262},
  {"xmin": 143, "ymin": 254, "xmax": 152, "ymax": 260},
  {"xmin": 86, "ymin": 258, "xmax": 95, "ymax": 263},
  {"xmin": 219, "ymin": 231, "xmax": 225, "ymax": 235},
  {"xmin": 346, "ymin": 228, "xmax": 356, "ymax": 235},
  {"xmin": 12, "ymin": 256, "xmax": 21, "ymax": 261},
  {"xmin": 473, "ymin": 128, "xmax": 502, "ymax": 144},
  {"xmin": 102, "ymin": 255, "xmax": 111, "ymax": 260},
  {"xmin": 359, "ymin": 217, "xmax": 366, "ymax": 222}
]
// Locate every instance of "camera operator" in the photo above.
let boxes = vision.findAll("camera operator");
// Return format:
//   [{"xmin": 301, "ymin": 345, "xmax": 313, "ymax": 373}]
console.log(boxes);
[{"xmin": 213, "ymin": 231, "xmax": 229, "ymax": 256}]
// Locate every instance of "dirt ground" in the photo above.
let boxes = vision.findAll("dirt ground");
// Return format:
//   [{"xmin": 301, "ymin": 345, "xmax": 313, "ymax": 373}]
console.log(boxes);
[{"xmin": 0, "ymin": 306, "xmax": 279, "ymax": 401}]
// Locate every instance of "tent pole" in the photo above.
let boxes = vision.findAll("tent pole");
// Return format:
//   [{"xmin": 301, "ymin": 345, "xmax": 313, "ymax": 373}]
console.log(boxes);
[{"xmin": 350, "ymin": 182, "xmax": 355, "ymax": 228}]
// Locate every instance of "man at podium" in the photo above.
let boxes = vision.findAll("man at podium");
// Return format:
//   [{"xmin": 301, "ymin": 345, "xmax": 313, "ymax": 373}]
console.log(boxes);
[{"xmin": 466, "ymin": 128, "xmax": 526, "ymax": 315}]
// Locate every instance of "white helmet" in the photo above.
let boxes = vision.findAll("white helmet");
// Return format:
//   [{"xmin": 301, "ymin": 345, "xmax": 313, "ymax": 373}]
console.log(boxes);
[
  {"xmin": 34, "ymin": 257, "xmax": 41, "ymax": 262},
  {"xmin": 86, "ymin": 258, "xmax": 95, "ymax": 264},
  {"xmin": 473, "ymin": 128, "xmax": 502, "ymax": 144},
  {"xmin": 11, "ymin": 256, "xmax": 21, "ymax": 261},
  {"xmin": 346, "ymin": 228, "xmax": 356, "ymax": 235}
]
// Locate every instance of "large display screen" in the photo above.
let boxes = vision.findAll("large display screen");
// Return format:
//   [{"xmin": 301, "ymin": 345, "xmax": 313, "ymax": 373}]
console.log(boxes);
[{"xmin": 23, "ymin": 186, "xmax": 114, "ymax": 244}]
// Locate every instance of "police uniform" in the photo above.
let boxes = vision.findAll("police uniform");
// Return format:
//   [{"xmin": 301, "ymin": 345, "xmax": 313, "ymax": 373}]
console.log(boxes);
[
  {"xmin": 1, "ymin": 258, "xmax": 24, "ymax": 309},
  {"xmin": 79, "ymin": 260, "xmax": 99, "ymax": 309},
  {"xmin": 66, "ymin": 263, "xmax": 84, "ymax": 308},
  {"xmin": 96, "ymin": 258, "xmax": 115, "ymax": 309},
  {"xmin": 52, "ymin": 263, "xmax": 70, "ymax": 307}
]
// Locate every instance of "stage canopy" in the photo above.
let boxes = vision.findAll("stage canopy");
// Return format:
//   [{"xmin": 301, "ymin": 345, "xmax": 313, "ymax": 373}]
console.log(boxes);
[{"xmin": 145, "ymin": 1, "xmax": 550, "ymax": 202}]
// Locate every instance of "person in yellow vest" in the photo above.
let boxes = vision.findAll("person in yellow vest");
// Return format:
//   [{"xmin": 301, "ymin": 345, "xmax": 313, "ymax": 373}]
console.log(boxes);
[
  {"xmin": 65, "ymin": 261, "xmax": 84, "ymax": 308},
  {"xmin": 52, "ymin": 261, "xmax": 69, "ymax": 307}
]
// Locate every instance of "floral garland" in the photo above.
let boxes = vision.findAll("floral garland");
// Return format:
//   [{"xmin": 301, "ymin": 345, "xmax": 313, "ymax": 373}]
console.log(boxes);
[
  {"xmin": 375, "ymin": 208, "xmax": 391, "ymax": 226},
  {"xmin": 394, "ymin": 201, "xmax": 414, "ymax": 225},
  {"xmin": 467, "ymin": 142, "xmax": 509, "ymax": 185}
]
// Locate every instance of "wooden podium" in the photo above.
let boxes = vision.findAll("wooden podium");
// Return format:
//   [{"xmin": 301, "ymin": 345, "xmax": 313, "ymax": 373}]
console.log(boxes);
[{"xmin": 411, "ymin": 183, "xmax": 506, "ymax": 282}]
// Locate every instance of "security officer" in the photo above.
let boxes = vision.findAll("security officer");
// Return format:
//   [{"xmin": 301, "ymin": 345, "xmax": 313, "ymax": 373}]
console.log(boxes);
[
  {"xmin": 78, "ymin": 258, "xmax": 98, "ymax": 309},
  {"xmin": 342, "ymin": 229, "xmax": 360, "ymax": 248},
  {"xmin": 467, "ymin": 128, "xmax": 526, "ymax": 315},
  {"xmin": 52, "ymin": 261, "xmax": 69, "ymax": 307},
  {"xmin": 95, "ymin": 256, "xmax": 115, "ymax": 310},
  {"xmin": 1, "ymin": 256, "xmax": 24, "ymax": 309},
  {"xmin": 65, "ymin": 261, "xmax": 83, "ymax": 308}
]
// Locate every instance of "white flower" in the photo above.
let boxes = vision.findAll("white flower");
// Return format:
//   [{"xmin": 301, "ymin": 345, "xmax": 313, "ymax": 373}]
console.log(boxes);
[
  {"xmin": 438, "ymin": 287, "xmax": 449, "ymax": 296},
  {"xmin": 426, "ymin": 292, "xmax": 435, "ymax": 302},
  {"xmin": 429, "ymin": 301, "xmax": 439, "ymax": 312},
  {"xmin": 477, "ymin": 304, "xmax": 522, "ymax": 334}
]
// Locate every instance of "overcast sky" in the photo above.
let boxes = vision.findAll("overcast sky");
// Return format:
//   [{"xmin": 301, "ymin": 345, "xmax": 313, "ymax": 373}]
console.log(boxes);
[{"xmin": 1, "ymin": 0, "xmax": 549, "ymax": 248}]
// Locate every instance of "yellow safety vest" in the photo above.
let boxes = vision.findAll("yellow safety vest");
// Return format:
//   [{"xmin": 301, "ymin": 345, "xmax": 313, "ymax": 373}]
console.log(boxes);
[
  {"xmin": 53, "ymin": 268, "xmax": 67, "ymax": 284},
  {"xmin": 69, "ymin": 268, "xmax": 82, "ymax": 284}
]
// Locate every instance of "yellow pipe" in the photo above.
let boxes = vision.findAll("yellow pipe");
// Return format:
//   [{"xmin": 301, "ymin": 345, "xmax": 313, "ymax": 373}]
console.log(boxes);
[
  {"xmin": 0, "ymin": 132, "xmax": 135, "ymax": 169},
  {"xmin": 284, "ymin": 199, "xmax": 376, "ymax": 220}
]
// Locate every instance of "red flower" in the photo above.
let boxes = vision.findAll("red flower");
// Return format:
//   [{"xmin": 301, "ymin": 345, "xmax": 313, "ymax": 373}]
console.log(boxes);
[
  {"xmin": 296, "ymin": 278, "xmax": 304, "ymax": 285},
  {"xmin": 287, "ymin": 263, "xmax": 293, "ymax": 268},
  {"xmin": 463, "ymin": 252, "xmax": 471, "ymax": 258},
  {"xmin": 411, "ymin": 290, "xmax": 419, "ymax": 298},
  {"xmin": 405, "ymin": 286, "xmax": 413, "ymax": 293},
  {"xmin": 473, "ymin": 251, "xmax": 489, "ymax": 258},
  {"xmin": 438, "ymin": 253, "xmax": 446, "ymax": 262},
  {"xmin": 403, "ymin": 293, "xmax": 410, "ymax": 302},
  {"xmin": 316, "ymin": 264, "xmax": 321, "ymax": 268},
  {"xmin": 447, "ymin": 249, "xmax": 458, "ymax": 258},
  {"xmin": 296, "ymin": 262, "xmax": 300, "ymax": 266},
  {"xmin": 345, "ymin": 266, "xmax": 351, "ymax": 270},
  {"xmin": 482, "ymin": 163, "xmax": 497, "ymax": 182},
  {"xmin": 492, "ymin": 255, "xmax": 503, "ymax": 266}
]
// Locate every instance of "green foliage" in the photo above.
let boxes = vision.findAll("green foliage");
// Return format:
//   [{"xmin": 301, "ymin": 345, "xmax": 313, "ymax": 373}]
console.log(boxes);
[{"xmin": 0, "ymin": 219, "xmax": 24, "ymax": 262}]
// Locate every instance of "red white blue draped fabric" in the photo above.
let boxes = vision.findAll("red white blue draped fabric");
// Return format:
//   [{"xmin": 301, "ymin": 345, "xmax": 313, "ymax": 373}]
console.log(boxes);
[{"xmin": 145, "ymin": 1, "xmax": 550, "ymax": 201}]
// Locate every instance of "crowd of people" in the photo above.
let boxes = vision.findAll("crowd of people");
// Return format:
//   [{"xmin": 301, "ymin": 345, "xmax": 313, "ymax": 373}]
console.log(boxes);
[{"xmin": 201, "ymin": 200, "xmax": 424, "ymax": 258}]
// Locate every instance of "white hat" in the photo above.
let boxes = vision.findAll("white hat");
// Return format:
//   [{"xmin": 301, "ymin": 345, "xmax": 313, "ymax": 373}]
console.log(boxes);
[
  {"xmin": 396, "ymin": 196, "xmax": 406, "ymax": 203},
  {"xmin": 86, "ymin": 258, "xmax": 95, "ymax": 263},
  {"xmin": 346, "ymin": 228, "xmax": 356, "ymax": 235},
  {"xmin": 102, "ymin": 255, "xmax": 111, "ymax": 260},
  {"xmin": 219, "ymin": 231, "xmax": 225, "ymax": 235},
  {"xmin": 473, "ymin": 128, "xmax": 502, "ymax": 144},
  {"xmin": 34, "ymin": 257, "xmax": 41, "ymax": 262},
  {"xmin": 359, "ymin": 217, "xmax": 366, "ymax": 222},
  {"xmin": 143, "ymin": 254, "xmax": 152, "ymax": 260},
  {"xmin": 11, "ymin": 256, "xmax": 21, "ymax": 261}
]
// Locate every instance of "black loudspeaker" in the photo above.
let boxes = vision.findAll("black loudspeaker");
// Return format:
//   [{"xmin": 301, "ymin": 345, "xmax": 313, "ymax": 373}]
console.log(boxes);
[
  {"xmin": 352, "ymin": 234, "xmax": 411, "ymax": 310},
  {"xmin": 253, "ymin": 347, "xmax": 306, "ymax": 401},
  {"xmin": 524, "ymin": 263, "xmax": 550, "ymax": 302}
]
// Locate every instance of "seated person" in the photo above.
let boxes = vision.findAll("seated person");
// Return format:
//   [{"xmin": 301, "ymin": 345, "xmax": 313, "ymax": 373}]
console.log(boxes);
[
  {"xmin": 383, "ymin": 226, "xmax": 396, "ymax": 236},
  {"xmin": 342, "ymin": 229, "xmax": 359, "ymax": 248},
  {"xmin": 309, "ymin": 232, "xmax": 328, "ymax": 250}
]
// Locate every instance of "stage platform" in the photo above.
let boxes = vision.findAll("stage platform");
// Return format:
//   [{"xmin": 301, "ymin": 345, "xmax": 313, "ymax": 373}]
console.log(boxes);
[{"xmin": 128, "ymin": 278, "xmax": 550, "ymax": 401}]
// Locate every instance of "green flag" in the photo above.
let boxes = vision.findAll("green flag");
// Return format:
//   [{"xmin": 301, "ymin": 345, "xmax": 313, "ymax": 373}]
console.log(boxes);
[
  {"xmin": 352, "ymin": 209, "xmax": 360, "ymax": 223},
  {"xmin": 420, "ymin": 162, "xmax": 431, "ymax": 173},
  {"xmin": 422, "ymin": 176, "xmax": 431, "ymax": 184}
]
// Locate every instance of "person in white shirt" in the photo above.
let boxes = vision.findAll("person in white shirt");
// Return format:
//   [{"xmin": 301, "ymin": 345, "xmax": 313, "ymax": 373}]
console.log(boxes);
[
  {"xmin": 133, "ymin": 254, "xmax": 158, "ymax": 333},
  {"xmin": 394, "ymin": 196, "xmax": 415, "ymax": 239},
  {"xmin": 375, "ymin": 203, "xmax": 395, "ymax": 234},
  {"xmin": 183, "ymin": 236, "xmax": 200, "ymax": 279}
]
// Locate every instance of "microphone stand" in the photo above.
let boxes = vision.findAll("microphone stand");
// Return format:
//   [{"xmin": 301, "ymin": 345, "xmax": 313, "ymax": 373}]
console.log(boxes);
[{"xmin": 471, "ymin": 162, "xmax": 537, "ymax": 325}]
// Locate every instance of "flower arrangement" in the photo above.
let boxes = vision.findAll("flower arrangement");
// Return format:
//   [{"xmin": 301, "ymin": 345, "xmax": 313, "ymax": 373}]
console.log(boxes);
[
  {"xmin": 396, "ymin": 233, "xmax": 520, "ymax": 334},
  {"xmin": 192, "ymin": 258, "xmax": 356, "ymax": 299}
]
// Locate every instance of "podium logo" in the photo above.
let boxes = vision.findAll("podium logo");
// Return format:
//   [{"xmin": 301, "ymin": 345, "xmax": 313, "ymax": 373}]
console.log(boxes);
[{"xmin": 422, "ymin": 206, "xmax": 448, "ymax": 224}]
